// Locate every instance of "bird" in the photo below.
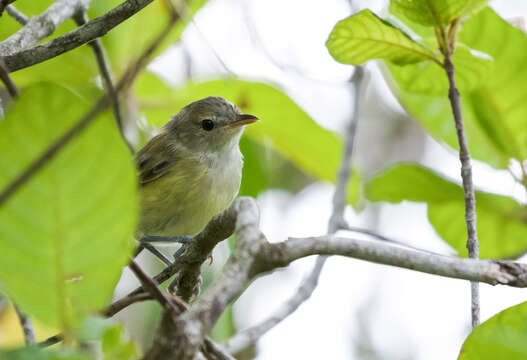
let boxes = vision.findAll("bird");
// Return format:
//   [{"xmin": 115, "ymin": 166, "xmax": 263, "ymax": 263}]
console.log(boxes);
[{"xmin": 133, "ymin": 96, "xmax": 258, "ymax": 264}]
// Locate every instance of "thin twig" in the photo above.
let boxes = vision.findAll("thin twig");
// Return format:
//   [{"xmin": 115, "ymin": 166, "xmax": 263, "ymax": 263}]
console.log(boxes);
[
  {"xmin": 444, "ymin": 51, "xmax": 480, "ymax": 328},
  {"xmin": 0, "ymin": 12, "xmax": 180, "ymax": 207},
  {"xmin": 101, "ymin": 292, "xmax": 153, "ymax": 317},
  {"xmin": 5, "ymin": 5, "xmax": 27, "ymax": 25},
  {"xmin": 39, "ymin": 334, "xmax": 63, "ymax": 348},
  {"xmin": 3, "ymin": 0, "xmax": 156, "ymax": 72},
  {"xmin": 341, "ymin": 224, "xmax": 441, "ymax": 255},
  {"xmin": 14, "ymin": 304, "xmax": 36, "ymax": 345},
  {"xmin": 128, "ymin": 259, "xmax": 181, "ymax": 313},
  {"xmin": 0, "ymin": 58, "xmax": 18, "ymax": 98},
  {"xmin": 73, "ymin": 11, "xmax": 133, "ymax": 154},
  {"xmin": 224, "ymin": 66, "xmax": 365, "ymax": 354}
]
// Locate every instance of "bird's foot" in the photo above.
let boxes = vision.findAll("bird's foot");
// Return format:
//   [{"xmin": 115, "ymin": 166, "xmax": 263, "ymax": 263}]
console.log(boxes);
[{"xmin": 135, "ymin": 235, "xmax": 193, "ymax": 266}]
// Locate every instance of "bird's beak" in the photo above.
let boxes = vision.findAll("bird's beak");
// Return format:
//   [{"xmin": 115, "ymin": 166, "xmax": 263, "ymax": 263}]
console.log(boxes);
[{"xmin": 223, "ymin": 114, "xmax": 259, "ymax": 128}]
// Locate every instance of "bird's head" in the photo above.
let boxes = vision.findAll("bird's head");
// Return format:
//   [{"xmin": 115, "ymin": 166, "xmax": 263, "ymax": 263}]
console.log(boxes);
[{"xmin": 164, "ymin": 96, "xmax": 258, "ymax": 154}]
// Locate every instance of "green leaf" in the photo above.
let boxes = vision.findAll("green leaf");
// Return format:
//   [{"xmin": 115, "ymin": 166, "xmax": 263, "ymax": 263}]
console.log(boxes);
[
  {"xmin": 0, "ymin": 83, "xmax": 138, "ymax": 331},
  {"xmin": 366, "ymin": 163, "xmax": 527, "ymax": 258},
  {"xmin": 102, "ymin": 325, "xmax": 137, "ymax": 360},
  {"xmin": 136, "ymin": 74, "xmax": 362, "ymax": 207},
  {"xmin": 386, "ymin": 8, "xmax": 527, "ymax": 168},
  {"xmin": 390, "ymin": 0, "xmax": 469, "ymax": 27},
  {"xmin": 459, "ymin": 301, "xmax": 527, "ymax": 359},
  {"xmin": 461, "ymin": 0, "xmax": 490, "ymax": 20},
  {"xmin": 388, "ymin": 43, "xmax": 491, "ymax": 96},
  {"xmin": 458, "ymin": 8, "xmax": 527, "ymax": 162},
  {"xmin": 0, "ymin": 346, "xmax": 90, "ymax": 360},
  {"xmin": 326, "ymin": 9, "xmax": 439, "ymax": 66},
  {"xmin": 239, "ymin": 137, "xmax": 312, "ymax": 198}
]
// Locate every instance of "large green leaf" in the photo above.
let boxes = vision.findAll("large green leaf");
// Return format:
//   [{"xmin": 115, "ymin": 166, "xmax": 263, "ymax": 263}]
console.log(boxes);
[
  {"xmin": 390, "ymin": 0, "xmax": 469, "ymax": 27},
  {"xmin": 366, "ymin": 163, "xmax": 527, "ymax": 258},
  {"xmin": 386, "ymin": 9, "xmax": 527, "ymax": 168},
  {"xmin": 0, "ymin": 83, "xmax": 138, "ymax": 331},
  {"xmin": 459, "ymin": 301, "xmax": 527, "ymax": 359},
  {"xmin": 135, "ymin": 74, "xmax": 362, "ymax": 207},
  {"xmin": 326, "ymin": 9, "xmax": 439, "ymax": 66},
  {"xmin": 458, "ymin": 9, "xmax": 527, "ymax": 162}
]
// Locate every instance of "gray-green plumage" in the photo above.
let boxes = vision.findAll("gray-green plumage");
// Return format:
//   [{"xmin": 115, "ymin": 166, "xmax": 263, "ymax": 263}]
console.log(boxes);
[{"xmin": 135, "ymin": 97, "xmax": 258, "ymax": 238}]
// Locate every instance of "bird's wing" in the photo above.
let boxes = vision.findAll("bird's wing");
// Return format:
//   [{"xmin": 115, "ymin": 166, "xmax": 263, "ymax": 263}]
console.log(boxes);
[{"xmin": 136, "ymin": 133, "xmax": 177, "ymax": 185}]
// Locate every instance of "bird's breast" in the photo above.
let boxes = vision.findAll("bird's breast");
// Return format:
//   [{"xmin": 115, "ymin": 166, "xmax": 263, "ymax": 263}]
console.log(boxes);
[{"xmin": 137, "ymin": 150, "xmax": 243, "ymax": 237}]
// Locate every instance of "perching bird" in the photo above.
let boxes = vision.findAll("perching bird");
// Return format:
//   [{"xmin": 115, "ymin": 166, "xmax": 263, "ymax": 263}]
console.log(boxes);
[{"xmin": 134, "ymin": 96, "xmax": 258, "ymax": 263}]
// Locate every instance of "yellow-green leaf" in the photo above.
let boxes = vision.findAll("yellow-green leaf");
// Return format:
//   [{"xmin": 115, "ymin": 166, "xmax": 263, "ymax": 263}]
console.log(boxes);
[
  {"xmin": 326, "ymin": 10, "xmax": 439, "ymax": 66},
  {"xmin": 0, "ymin": 83, "xmax": 138, "ymax": 331}
]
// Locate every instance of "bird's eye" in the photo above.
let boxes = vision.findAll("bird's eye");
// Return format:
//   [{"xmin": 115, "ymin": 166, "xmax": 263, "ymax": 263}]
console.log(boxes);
[{"xmin": 201, "ymin": 119, "xmax": 214, "ymax": 131}]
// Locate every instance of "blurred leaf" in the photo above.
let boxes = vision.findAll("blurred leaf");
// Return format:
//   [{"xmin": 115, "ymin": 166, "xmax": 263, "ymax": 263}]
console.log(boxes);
[
  {"xmin": 101, "ymin": 325, "xmax": 137, "ymax": 360},
  {"xmin": 212, "ymin": 304, "xmax": 236, "ymax": 342},
  {"xmin": 0, "ymin": 346, "xmax": 89, "ymax": 360},
  {"xmin": 459, "ymin": 301, "xmax": 527, "ymax": 359},
  {"xmin": 386, "ymin": 9, "xmax": 527, "ymax": 168},
  {"xmin": 0, "ymin": 83, "xmax": 138, "ymax": 331},
  {"xmin": 90, "ymin": 0, "xmax": 209, "ymax": 74},
  {"xmin": 136, "ymin": 74, "xmax": 362, "ymax": 207},
  {"xmin": 76, "ymin": 316, "xmax": 136, "ymax": 360},
  {"xmin": 239, "ymin": 137, "xmax": 312, "ymax": 198},
  {"xmin": 76, "ymin": 316, "xmax": 115, "ymax": 342},
  {"xmin": 389, "ymin": 0, "xmax": 469, "ymax": 27},
  {"xmin": 366, "ymin": 163, "xmax": 527, "ymax": 258},
  {"xmin": 388, "ymin": 44, "xmax": 491, "ymax": 96},
  {"xmin": 326, "ymin": 10, "xmax": 439, "ymax": 66}
]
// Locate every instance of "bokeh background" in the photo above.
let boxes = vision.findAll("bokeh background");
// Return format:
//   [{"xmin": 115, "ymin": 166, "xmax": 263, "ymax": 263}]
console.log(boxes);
[{"xmin": 1, "ymin": 0, "xmax": 527, "ymax": 359}]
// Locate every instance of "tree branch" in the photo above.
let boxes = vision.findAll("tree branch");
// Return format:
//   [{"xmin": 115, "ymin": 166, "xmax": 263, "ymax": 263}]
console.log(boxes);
[
  {"xmin": 73, "ymin": 11, "xmax": 133, "ymax": 153},
  {"xmin": 126, "ymin": 200, "xmax": 241, "ymax": 300},
  {"xmin": 5, "ymin": 5, "xmax": 28, "ymax": 25},
  {"xmin": 444, "ymin": 49, "xmax": 480, "ymax": 327},
  {"xmin": 143, "ymin": 197, "xmax": 263, "ymax": 360},
  {"xmin": 265, "ymin": 236, "xmax": 527, "ymax": 287},
  {"xmin": 0, "ymin": 0, "xmax": 91, "ymax": 56},
  {"xmin": 142, "ymin": 192, "xmax": 527, "ymax": 360},
  {"xmin": 224, "ymin": 66, "xmax": 366, "ymax": 354},
  {"xmin": 0, "ymin": 10, "xmax": 180, "ymax": 207},
  {"xmin": 3, "ymin": 0, "xmax": 156, "ymax": 72}
]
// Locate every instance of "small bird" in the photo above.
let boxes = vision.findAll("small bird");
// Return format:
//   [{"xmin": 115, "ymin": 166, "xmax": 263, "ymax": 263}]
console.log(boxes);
[{"xmin": 134, "ymin": 97, "xmax": 258, "ymax": 262}]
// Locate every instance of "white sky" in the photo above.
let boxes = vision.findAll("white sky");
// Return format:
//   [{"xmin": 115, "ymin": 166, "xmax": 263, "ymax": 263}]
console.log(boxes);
[{"xmin": 149, "ymin": 1, "xmax": 527, "ymax": 359}]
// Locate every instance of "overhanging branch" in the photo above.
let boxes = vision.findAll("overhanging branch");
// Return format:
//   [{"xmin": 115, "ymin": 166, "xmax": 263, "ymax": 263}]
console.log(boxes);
[
  {"xmin": 0, "ymin": 0, "xmax": 91, "ymax": 56},
  {"xmin": 3, "ymin": 0, "xmax": 155, "ymax": 72}
]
